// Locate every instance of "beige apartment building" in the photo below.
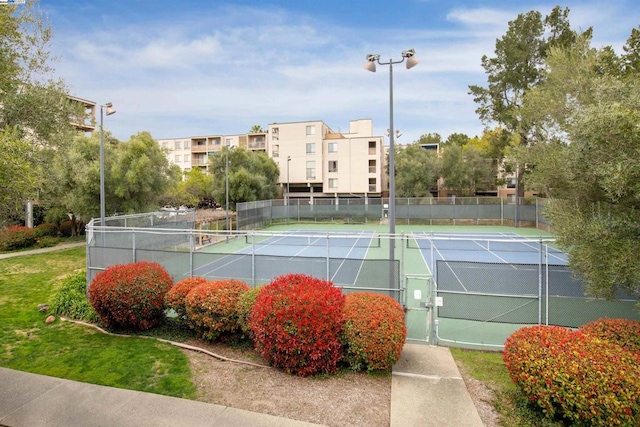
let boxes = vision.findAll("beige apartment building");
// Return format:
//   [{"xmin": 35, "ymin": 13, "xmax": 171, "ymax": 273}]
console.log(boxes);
[{"xmin": 158, "ymin": 118, "xmax": 385, "ymax": 200}]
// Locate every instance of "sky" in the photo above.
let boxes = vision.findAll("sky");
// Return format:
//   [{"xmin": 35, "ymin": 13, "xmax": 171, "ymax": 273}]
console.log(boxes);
[{"xmin": 31, "ymin": 0, "xmax": 640, "ymax": 144}]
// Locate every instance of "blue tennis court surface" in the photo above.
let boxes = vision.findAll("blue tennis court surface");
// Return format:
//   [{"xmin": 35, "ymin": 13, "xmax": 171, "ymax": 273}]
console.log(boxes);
[
  {"xmin": 189, "ymin": 230, "xmax": 383, "ymax": 287},
  {"xmin": 409, "ymin": 231, "xmax": 568, "ymax": 273}
]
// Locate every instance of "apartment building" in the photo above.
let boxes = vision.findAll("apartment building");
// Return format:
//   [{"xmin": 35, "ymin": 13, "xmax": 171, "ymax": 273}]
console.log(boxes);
[
  {"xmin": 158, "ymin": 118, "xmax": 385, "ymax": 200},
  {"xmin": 158, "ymin": 131, "xmax": 268, "ymax": 173}
]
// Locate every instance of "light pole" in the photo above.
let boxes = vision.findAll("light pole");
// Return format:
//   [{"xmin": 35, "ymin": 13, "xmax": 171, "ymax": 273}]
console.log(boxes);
[
  {"xmin": 286, "ymin": 156, "xmax": 291, "ymax": 222},
  {"xmin": 364, "ymin": 49, "xmax": 419, "ymax": 263},
  {"xmin": 286, "ymin": 156, "xmax": 291, "ymax": 204},
  {"xmin": 100, "ymin": 102, "xmax": 116, "ymax": 239},
  {"xmin": 225, "ymin": 140, "xmax": 230, "ymax": 233}
]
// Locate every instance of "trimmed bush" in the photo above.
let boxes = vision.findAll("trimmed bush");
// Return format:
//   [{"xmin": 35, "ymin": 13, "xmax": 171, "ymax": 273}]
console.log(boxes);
[
  {"xmin": 165, "ymin": 277, "xmax": 210, "ymax": 321},
  {"xmin": 236, "ymin": 286, "xmax": 263, "ymax": 339},
  {"xmin": 51, "ymin": 271, "xmax": 99, "ymax": 323},
  {"xmin": 580, "ymin": 317, "xmax": 640, "ymax": 353},
  {"xmin": 34, "ymin": 222, "xmax": 59, "ymax": 238},
  {"xmin": 0, "ymin": 225, "xmax": 37, "ymax": 251},
  {"xmin": 36, "ymin": 236, "xmax": 61, "ymax": 248},
  {"xmin": 88, "ymin": 261, "xmax": 173, "ymax": 330},
  {"xmin": 504, "ymin": 325, "xmax": 640, "ymax": 426},
  {"xmin": 250, "ymin": 274, "xmax": 345, "ymax": 376},
  {"xmin": 184, "ymin": 279, "xmax": 250, "ymax": 340},
  {"xmin": 342, "ymin": 292, "xmax": 406, "ymax": 371}
]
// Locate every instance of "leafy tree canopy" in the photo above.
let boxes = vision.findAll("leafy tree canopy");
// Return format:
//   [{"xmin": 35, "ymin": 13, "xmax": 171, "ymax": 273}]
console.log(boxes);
[{"xmin": 209, "ymin": 148, "xmax": 279, "ymax": 210}]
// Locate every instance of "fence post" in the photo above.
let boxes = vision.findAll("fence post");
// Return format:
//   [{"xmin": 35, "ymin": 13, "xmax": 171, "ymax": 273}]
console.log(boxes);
[
  {"xmin": 132, "ymin": 228, "xmax": 136, "ymax": 263},
  {"xmin": 326, "ymin": 233, "xmax": 330, "ymax": 281},
  {"xmin": 251, "ymin": 231, "xmax": 256, "ymax": 287},
  {"xmin": 189, "ymin": 230, "xmax": 194, "ymax": 278},
  {"xmin": 538, "ymin": 239, "xmax": 543, "ymax": 325}
]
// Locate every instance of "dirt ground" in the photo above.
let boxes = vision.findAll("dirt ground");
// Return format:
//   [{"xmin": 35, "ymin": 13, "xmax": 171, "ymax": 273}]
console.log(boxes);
[
  {"xmin": 184, "ymin": 339, "xmax": 390, "ymax": 427},
  {"xmin": 183, "ymin": 339, "xmax": 500, "ymax": 427}
]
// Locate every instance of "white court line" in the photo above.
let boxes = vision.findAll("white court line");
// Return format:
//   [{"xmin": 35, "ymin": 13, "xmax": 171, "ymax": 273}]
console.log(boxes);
[{"xmin": 331, "ymin": 233, "xmax": 374, "ymax": 281}]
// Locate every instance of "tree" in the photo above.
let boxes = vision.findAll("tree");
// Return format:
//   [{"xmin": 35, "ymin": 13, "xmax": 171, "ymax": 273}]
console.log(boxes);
[
  {"xmin": 110, "ymin": 132, "xmax": 175, "ymax": 213},
  {"xmin": 520, "ymin": 26, "xmax": 640, "ymax": 299},
  {"xmin": 161, "ymin": 167, "xmax": 214, "ymax": 208},
  {"xmin": 394, "ymin": 143, "xmax": 440, "ymax": 198},
  {"xmin": 0, "ymin": 127, "xmax": 40, "ymax": 225},
  {"xmin": 469, "ymin": 6, "xmax": 586, "ymax": 145},
  {"xmin": 443, "ymin": 133, "xmax": 470, "ymax": 147},
  {"xmin": 209, "ymin": 148, "xmax": 279, "ymax": 210},
  {"xmin": 0, "ymin": 1, "xmax": 83, "ymax": 225},
  {"xmin": 250, "ymin": 125, "xmax": 264, "ymax": 133},
  {"xmin": 440, "ymin": 145, "xmax": 494, "ymax": 197}
]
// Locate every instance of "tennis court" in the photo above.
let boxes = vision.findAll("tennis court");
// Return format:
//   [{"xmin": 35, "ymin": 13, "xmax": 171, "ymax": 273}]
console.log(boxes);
[
  {"xmin": 192, "ymin": 229, "xmax": 396, "ymax": 295},
  {"xmin": 408, "ymin": 231, "xmax": 567, "ymax": 273}
]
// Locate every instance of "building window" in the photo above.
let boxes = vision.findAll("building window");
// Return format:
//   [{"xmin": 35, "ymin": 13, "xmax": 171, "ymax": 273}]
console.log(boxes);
[
  {"xmin": 328, "ymin": 160, "xmax": 338, "ymax": 173},
  {"xmin": 369, "ymin": 178, "xmax": 376, "ymax": 192},
  {"xmin": 369, "ymin": 159, "xmax": 376, "ymax": 173},
  {"xmin": 272, "ymin": 144, "xmax": 279, "ymax": 158},
  {"xmin": 174, "ymin": 141, "xmax": 181, "ymax": 150},
  {"xmin": 306, "ymin": 143, "xmax": 316, "ymax": 154},
  {"xmin": 306, "ymin": 161, "xmax": 316, "ymax": 180},
  {"xmin": 174, "ymin": 154, "xmax": 181, "ymax": 163},
  {"xmin": 161, "ymin": 141, "xmax": 168, "ymax": 148},
  {"xmin": 183, "ymin": 140, "xmax": 190, "ymax": 149},
  {"xmin": 328, "ymin": 142, "xmax": 338, "ymax": 153},
  {"xmin": 368, "ymin": 141, "xmax": 377, "ymax": 154},
  {"xmin": 306, "ymin": 125, "xmax": 316, "ymax": 136},
  {"xmin": 225, "ymin": 138, "xmax": 232, "ymax": 147},
  {"xmin": 272, "ymin": 127, "xmax": 279, "ymax": 140},
  {"xmin": 329, "ymin": 178, "xmax": 338, "ymax": 189}
]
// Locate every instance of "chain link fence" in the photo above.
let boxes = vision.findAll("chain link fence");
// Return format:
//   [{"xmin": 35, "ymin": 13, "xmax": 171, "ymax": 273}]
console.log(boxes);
[{"xmin": 237, "ymin": 197, "xmax": 550, "ymax": 230}]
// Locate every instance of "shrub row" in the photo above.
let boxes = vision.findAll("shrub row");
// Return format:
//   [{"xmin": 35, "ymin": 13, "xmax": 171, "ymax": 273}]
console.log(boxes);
[
  {"xmin": 0, "ymin": 225, "xmax": 37, "ymax": 251},
  {"xmin": 504, "ymin": 324, "xmax": 640, "ymax": 426},
  {"xmin": 89, "ymin": 263, "xmax": 407, "ymax": 377}
]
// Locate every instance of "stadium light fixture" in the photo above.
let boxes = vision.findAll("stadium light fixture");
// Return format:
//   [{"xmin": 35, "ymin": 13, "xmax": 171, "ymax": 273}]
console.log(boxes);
[{"xmin": 100, "ymin": 102, "xmax": 116, "ymax": 236}]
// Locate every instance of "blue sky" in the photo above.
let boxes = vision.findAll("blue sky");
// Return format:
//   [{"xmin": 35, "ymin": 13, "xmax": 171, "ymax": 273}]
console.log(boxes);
[{"xmin": 35, "ymin": 0, "xmax": 640, "ymax": 144}]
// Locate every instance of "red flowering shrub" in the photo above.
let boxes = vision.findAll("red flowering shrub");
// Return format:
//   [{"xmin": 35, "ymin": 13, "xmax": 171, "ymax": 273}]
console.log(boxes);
[
  {"xmin": 184, "ymin": 279, "xmax": 250, "ymax": 340},
  {"xmin": 249, "ymin": 274, "xmax": 345, "ymax": 376},
  {"xmin": 236, "ymin": 286, "xmax": 263, "ymax": 339},
  {"xmin": 165, "ymin": 277, "xmax": 210, "ymax": 321},
  {"xmin": 0, "ymin": 225, "xmax": 37, "ymax": 251},
  {"xmin": 342, "ymin": 292, "xmax": 406, "ymax": 371},
  {"xmin": 504, "ymin": 325, "xmax": 640, "ymax": 426},
  {"xmin": 580, "ymin": 318, "xmax": 640, "ymax": 353},
  {"xmin": 88, "ymin": 261, "xmax": 172, "ymax": 330}
]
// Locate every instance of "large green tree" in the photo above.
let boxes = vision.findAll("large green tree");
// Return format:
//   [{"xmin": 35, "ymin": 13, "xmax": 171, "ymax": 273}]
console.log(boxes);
[
  {"xmin": 110, "ymin": 132, "xmax": 175, "ymax": 214},
  {"xmin": 209, "ymin": 148, "xmax": 279, "ymax": 210},
  {"xmin": 522, "ymin": 26, "xmax": 640, "ymax": 299},
  {"xmin": 0, "ymin": 1, "xmax": 82, "ymax": 225},
  {"xmin": 440, "ymin": 145, "xmax": 494, "ymax": 197},
  {"xmin": 394, "ymin": 143, "xmax": 440, "ymax": 198}
]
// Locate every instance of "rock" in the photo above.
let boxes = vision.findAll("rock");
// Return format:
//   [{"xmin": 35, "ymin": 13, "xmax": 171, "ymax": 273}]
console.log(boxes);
[
  {"xmin": 38, "ymin": 304, "xmax": 50, "ymax": 313},
  {"xmin": 45, "ymin": 315, "xmax": 55, "ymax": 324}
]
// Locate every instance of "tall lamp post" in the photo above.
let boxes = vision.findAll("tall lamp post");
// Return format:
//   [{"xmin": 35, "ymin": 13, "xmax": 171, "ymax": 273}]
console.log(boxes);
[
  {"xmin": 364, "ymin": 49, "xmax": 419, "ymax": 263},
  {"xmin": 286, "ymin": 156, "xmax": 291, "ymax": 204},
  {"xmin": 225, "ymin": 140, "xmax": 230, "ymax": 233},
  {"xmin": 100, "ymin": 102, "xmax": 116, "ymax": 237}
]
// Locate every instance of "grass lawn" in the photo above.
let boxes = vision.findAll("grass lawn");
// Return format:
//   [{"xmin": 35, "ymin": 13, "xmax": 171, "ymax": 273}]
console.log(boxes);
[{"xmin": 0, "ymin": 245, "xmax": 196, "ymax": 398}]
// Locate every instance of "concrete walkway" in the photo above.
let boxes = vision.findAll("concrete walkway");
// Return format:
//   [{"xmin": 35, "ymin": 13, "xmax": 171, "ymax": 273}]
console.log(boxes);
[
  {"xmin": 0, "ymin": 244, "xmax": 484, "ymax": 426},
  {"xmin": 391, "ymin": 344, "xmax": 484, "ymax": 426},
  {"xmin": 0, "ymin": 242, "xmax": 85, "ymax": 260}
]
